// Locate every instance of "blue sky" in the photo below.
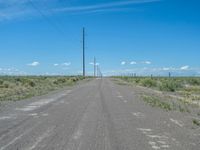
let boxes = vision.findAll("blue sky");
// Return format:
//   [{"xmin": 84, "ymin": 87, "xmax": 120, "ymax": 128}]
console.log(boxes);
[{"xmin": 0, "ymin": 0, "xmax": 200, "ymax": 76}]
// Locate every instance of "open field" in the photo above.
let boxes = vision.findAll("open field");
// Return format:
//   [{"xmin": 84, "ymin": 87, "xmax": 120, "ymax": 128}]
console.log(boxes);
[
  {"xmin": 0, "ymin": 76, "xmax": 85, "ymax": 102},
  {"xmin": 115, "ymin": 76, "xmax": 200, "ymax": 91},
  {"xmin": 113, "ymin": 77, "xmax": 200, "ymax": 120},
  {"xmin": 114, "ymin": 76, "xmax": 200, "ymax": 105}
]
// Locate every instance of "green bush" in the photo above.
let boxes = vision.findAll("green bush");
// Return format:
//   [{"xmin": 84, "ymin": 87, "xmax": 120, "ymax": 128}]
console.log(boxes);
[
  {"xmin": 187, "ymin": 78, "xmax": 200, "ymax": 86},
  {"xmin": 140, "ymin": 78, "xmax": 157, "ymax": 87},
  {"xmin": 193, "ymin": 119, "xmax": 200, "ymax": 126},
  {"xmin": 159, "ymin": 80, "xmax": 182, "ymax": 92},
  {"xmin": 135, "ymin": 78, "xmax": 141, "ymax": 83},
  {"xmin": 15, "ymin": 77, "xmax": 22, "ymax": 82},
  {"xmin": 0, "ymin": 80, "xmax": 4, "ymax": 85},
  {"xmin": 28, "ymin": 80, "xmax": 36, "ymax": 87},
  {"xmin": 53, "ymin": 78, "xmax": 67, "ymax": 84},
  {"xmin": 3, "ymin": 82, "xmax": 10, "ymax": 88},
  {"xmin": 143, "ymin": 95, "xmax": 172, "ymax": 111},
  {"xmin": 70, "ymin": 77, "xmax": 78, "ymax": 82}
]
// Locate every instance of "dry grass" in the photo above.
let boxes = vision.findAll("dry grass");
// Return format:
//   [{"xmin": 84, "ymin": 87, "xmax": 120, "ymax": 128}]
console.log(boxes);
[
  {"xmin": 115, "ymin": 77, "xmax": 200, "ymax": 106},
  {"xmin": 0, "ymin": 76, "xmax": 84, "ymax": 102}
]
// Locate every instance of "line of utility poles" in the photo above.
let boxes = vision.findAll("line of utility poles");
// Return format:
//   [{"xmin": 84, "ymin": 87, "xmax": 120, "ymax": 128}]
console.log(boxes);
[
  {"xmin": 97, "ymin": 65, "xmax": 102, "ymax": 78},
  {"xmin": 82, "ymin": 28, "xmax": 102, "ymax": 78},
  {"xmin": 119, "ymin": 72, "xmax": 172, "ymax": 78}
]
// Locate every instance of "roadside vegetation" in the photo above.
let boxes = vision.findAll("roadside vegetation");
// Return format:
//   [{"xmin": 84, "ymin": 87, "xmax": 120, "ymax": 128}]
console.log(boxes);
[
  {"xmin": 116, "ymin": 76, "xmax": 200, "ymax": 92},
  {"xmin": 142, "ymin": 95, "xmax": 172, "ymax": 111},
  {"xmin": 142, "ymin": 95, "xmax": 190, "ymax": 113},
  {"xmin": 115, "ymin": 76, "xmax": 200, "ymax": 106},
  {"xmin": 113, "ymin": 76, "xmax": 200, "ymax": 118},
  {"xmin": 193, "ymin": 119, "xmax": 200, "ymax": 126},
  {"xmin": 0, "ymin": 76, "xmax": 85, "ymax": 102}
]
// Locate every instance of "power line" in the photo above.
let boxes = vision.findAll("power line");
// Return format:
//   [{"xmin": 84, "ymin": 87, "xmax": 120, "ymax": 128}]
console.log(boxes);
[
  {"xmin": 37, "ymin": 1, "xmax": 67, "ymax": 29},
  {"xmin": 38, "ymin": 0, "xmax": 80, "ymax": 44},
  {"xmin": 27, "ymin": 0, "xmax": 66, "ymax": 36}
]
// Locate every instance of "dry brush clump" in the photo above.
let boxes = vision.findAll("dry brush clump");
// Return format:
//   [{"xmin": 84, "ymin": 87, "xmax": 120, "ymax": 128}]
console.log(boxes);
[
  {"xmin": 193, "ymin": 119, "xmax": 200, "ymax": 126},
  {"xmin": 142, "ymin": 95, "xmax": 172, "ymax": 111},
  {"xmin": 141, "ymin": 95, "xmax": 191, "ymax": 113}
]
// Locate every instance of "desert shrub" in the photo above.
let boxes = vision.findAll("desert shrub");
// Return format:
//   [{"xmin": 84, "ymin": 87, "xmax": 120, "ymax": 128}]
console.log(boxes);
[
  {"xmin": 159, "ymin": 80, "xmax": 182, "ymax": 92},
  {"xmin": 17, "ymin": 78, "xmax": 30, "ymax": 85},
  {"xmin": 187, "ymin": 78, "xmax": 200, "ymax": 86},
  {"xmin": 53, "ymin": 78, "xmax": 67, "ymax": 84},
  {"xmin": 140, "ymin": 78, "xmax": 157, "ymax": 87},
  {"xmin": 0, "ymin": 79, "xmax": 4, "ymax": 85},
  {"xmin": 143, "ymin": 95, "xmax": 172, "ymax": 111},
  {"xmin": 193, "ymin": 119, "xmax": 200, "ymax": 126},
  {"xmin": 78, "ymin": 76, "xmax": 85, "ymax": 80},
  {"xmin": 122, "ymin": 76, "xmax": 129, "ymax": 81},
  {"xmin": 28, "ymin": 80, "xmax": 36, "ymax": 87},
  {"xmin": 42, "ymin": 76, "xmax": 48, "ymax": 80},
  {"xmin": 184, "ymin": 86, "xmax": 200, "ymax": 93},
  {"xmin": 15, "ymin": 77, "xmax": 22, "ymax": 82},
  {"xmin": 70, "ymin": 77, "xmax": 78, "ymax": 82},
  {"xmin": 134, "ymin": 78, "xmax": 141, "ymax": 84},
  {"xmin": 3, "ymin": 81, "xmax": 10, "ymax": 88}
]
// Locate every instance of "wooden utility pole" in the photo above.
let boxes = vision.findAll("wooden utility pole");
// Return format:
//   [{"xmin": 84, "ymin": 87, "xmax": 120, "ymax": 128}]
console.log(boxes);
[
  {"xmin": 94, "ymin": 57, "xmax": 96, "ymax": 77},
  {"xmin": 169, "ymin": 72, "xmax": 171, "ymax": 78},
  {"xmin": 82, "ymin": 28, "xmax": 85, "ymax": 77}
]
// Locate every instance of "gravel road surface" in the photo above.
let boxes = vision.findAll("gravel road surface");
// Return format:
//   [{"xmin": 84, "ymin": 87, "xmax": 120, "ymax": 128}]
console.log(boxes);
[{"xmin": 0, "ymin": 78, "xmax": 199, "ymax": 150}]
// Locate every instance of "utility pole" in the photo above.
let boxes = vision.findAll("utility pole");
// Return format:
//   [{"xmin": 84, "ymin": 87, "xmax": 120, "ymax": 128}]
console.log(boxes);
[
  {"xmin": 96, "ymin": 65, "xmax": 99, "ymax": 77},
  {"xmin": 169, "ymin": 72, "xmax": 171, "ymax": 78},
  {"xmin": 82, "ymin": 27, "xmax": 85, "ymax": 77},
  {"xmin": 151, "ymin": 74, "xmax": 153, "ymax": 79},
  {"xmin": 94, "ymin": 57, "xmax": 96, "ymax": 78},
  {"xmin": 97, "ymin": 65, "xmax": 101, "ymax": 78},
  {"xmin": 98, "ymin": 66, "xmax": 102, "ymax": 78}
]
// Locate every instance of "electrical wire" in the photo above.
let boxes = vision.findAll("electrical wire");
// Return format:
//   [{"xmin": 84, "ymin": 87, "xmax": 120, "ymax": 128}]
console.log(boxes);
[{"xmin": 27, "ymin": 0, "xmax": 66, "ymax": 36}]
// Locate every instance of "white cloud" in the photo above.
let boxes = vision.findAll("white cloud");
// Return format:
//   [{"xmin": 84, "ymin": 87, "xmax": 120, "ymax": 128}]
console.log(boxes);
[
  {"xmin": 89, "ymin": 62, "xmax": 94, "ymax": 65},
  {"xmin": 0, "ymin": 67, "xmax": 27, "ymax": 75},
  {"xmin": 62, "ymin": 62, "xmax": 71, "ymax": 66},
  {"xmin": 130, "ymin": 61, "xmax": 137, "ymax": 65},
  {"xmin": 121, "ymin": 60, "xmax": 152, "ymax": 66},
  {"xmin": 27, "ymin": 61, "xmax": 40, "ymax": 67},
  {"xmin": 180, "ymin": 65, "xmax": 189, "ymax": 70},
  {"xmin": 53, "ymin": 64, "xmax": 59, "ymax": 66},
  {"xmin": 142, "ymin": 61, "xmax": 152, "ymax": 65},
  {"xmin": 121, "ymin": 61, "xmax": 126, "ymax": 65},
  {"xmin": 89, "ymin": 62, "xmax": 99, "ymax": 65},
  {"xmin": 0, "ymin": 0, "xmax": 160, "ymax": 21},
  {"xmin": 162, "ymin": 67, "xmax": 170, "ymax": 71},
  {"xmin": 104, "ymin": 66, "xmax": 200, "ymax": 76},
  {"xmin": 54, "ymin": 0, "xmax": 160, "ymax": 13},
  {"xmin": 162, "ymin": 67, "xmax": 177, "ymax": 71}
]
